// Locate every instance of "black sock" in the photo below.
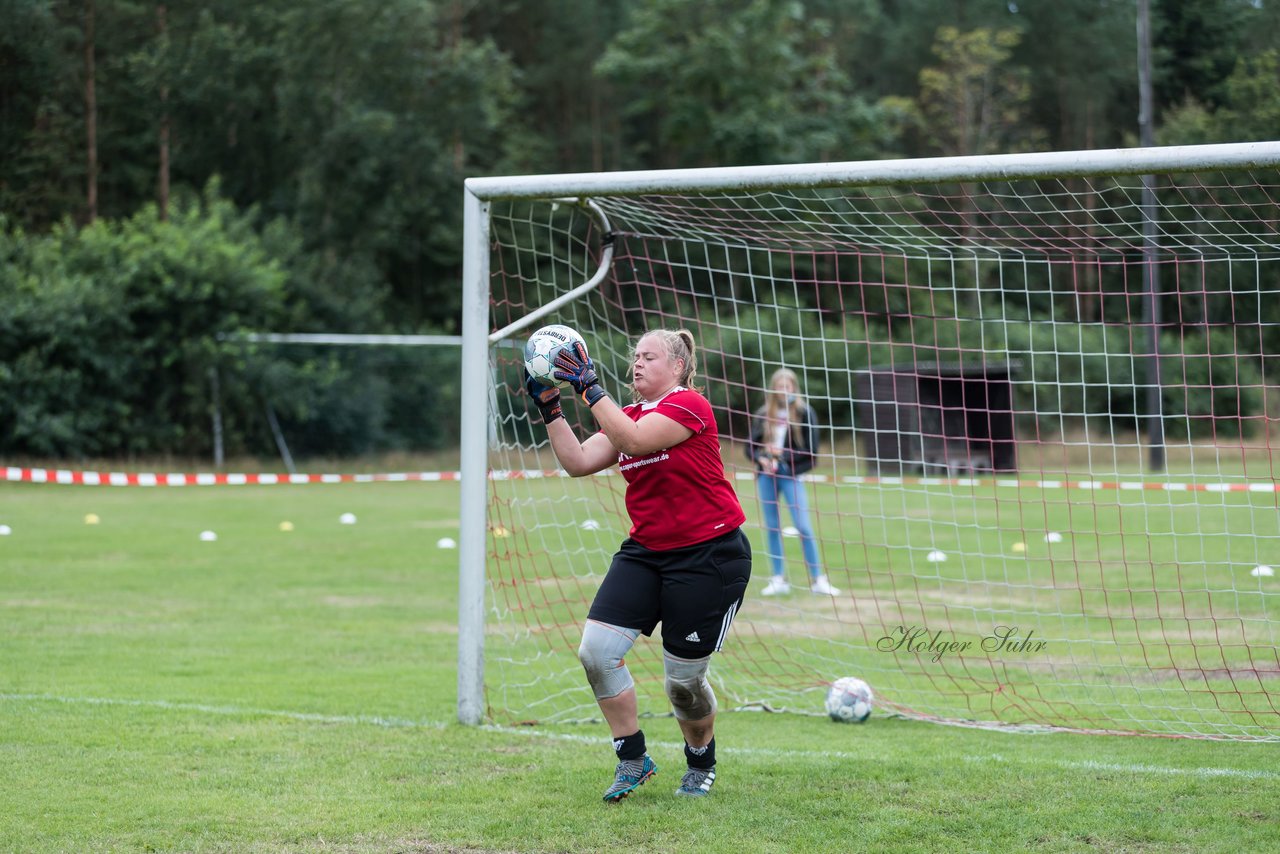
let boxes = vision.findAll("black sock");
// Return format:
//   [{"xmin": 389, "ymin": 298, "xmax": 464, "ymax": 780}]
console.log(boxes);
[
  {"xmin": 613, "ymin": 730, "xmax": 646, "ymax": 761},
  {"xmin": 684, "ymin": 737, "xmax": 715, "ymax": 769}
]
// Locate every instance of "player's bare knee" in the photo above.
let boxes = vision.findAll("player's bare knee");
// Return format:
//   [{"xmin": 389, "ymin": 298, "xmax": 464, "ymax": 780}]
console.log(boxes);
[
  {"xmin": 578, "ymin": 620, "xmax": 639, "ymax": 700},
  {"xmin": 663, "ymin": 650, "xmax": 717, "ymax": 721}
]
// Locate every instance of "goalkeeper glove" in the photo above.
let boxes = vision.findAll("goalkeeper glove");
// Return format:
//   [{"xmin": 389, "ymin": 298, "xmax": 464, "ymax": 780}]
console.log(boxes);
[
  {"xmin": 552, "ymin": 342, "xmax": 608, "ymax": 407},
  {"xmin": 524, "ymin": 371, "xmax": 564, "ymax": 424}
]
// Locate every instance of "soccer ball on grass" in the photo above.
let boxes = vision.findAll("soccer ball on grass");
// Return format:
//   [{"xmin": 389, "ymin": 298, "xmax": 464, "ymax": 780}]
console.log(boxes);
[
  {"xmin": 523, "ymin": 324, "xmax": 586, "ymax": 389},
  {"xmin": 825, "ymin": 676, "xmax": 874, "ymax": 723}
]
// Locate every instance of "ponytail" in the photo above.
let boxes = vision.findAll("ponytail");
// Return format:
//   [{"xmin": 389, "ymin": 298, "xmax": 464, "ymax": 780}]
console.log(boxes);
[{"xmin": 674, "ymin": 329, "xmax": 699, "ymax": 391}]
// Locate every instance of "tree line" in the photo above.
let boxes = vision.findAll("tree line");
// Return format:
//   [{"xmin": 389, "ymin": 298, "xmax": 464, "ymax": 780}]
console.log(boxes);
[{"xmin": 2, "ymin": 0, "xmax": 1278, "ymax": 461}]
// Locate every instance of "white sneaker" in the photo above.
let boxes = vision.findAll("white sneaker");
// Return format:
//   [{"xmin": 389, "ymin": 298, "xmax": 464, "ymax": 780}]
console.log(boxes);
[
  {"xmin": 810, "ymin": 575, "xmax": 840, "ymax": 596},
  {"xmin": 761, "ymin": 577, "xmax": 791, "ymax": 596}
]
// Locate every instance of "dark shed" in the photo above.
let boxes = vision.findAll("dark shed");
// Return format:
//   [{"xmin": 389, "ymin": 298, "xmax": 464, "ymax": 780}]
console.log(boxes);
[{"xmin": 854, "ymin": 362, "xmax": 1018, "ymax": 475}]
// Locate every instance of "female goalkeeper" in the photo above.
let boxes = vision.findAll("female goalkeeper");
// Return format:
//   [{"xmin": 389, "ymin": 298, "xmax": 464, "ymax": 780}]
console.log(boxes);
[{"xmin": 525, "ymin": 328, "xmax": 751, "ymax": 803}]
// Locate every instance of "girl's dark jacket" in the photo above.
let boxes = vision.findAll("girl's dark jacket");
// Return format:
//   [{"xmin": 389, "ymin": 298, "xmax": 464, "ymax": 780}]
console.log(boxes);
[{"xmin": 746, "ymin": 402, "xmax": 819, "ymax": 477}]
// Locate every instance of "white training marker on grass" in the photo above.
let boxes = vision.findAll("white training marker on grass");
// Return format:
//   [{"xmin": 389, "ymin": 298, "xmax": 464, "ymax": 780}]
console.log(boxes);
[
  {"xmin": 1044, "ymin": 532, "xmax": 1064, "ymax": 543},
  {"xmin": 926, "ymin": 550, "xmax": 947, "ymax": 562},
  {"xmin": 437, "ymin": 537, "xmax": 457, "ymax": 549},
  {"xmin": 782, "ymin": 526, "xmax": 800, "ymax": 538},
  {"xmin": 1251, "ymin": 565, "xmax": 1274, "ymax": 578},
  {"xmin": 581, "ymin": 519, "xmax": 601, "ymax": 531},
  {"xmin": 0, "ymin": 524, "xmax": 10, "ymax": 536},
  {"xmin": 339, "ymin": 512, "xmax": 357, "ymax": 525},
  {"xmin": 199, "ymin": 530, "xmax": 218, "ymax": 542}
]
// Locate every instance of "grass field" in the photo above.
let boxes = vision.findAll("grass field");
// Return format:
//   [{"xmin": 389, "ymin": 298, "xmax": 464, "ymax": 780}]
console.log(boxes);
[
  {"xmin": 3, "ymin": 479, "xmax": 1280, "ymax": 853},
  {"xmin": 485, "ymin": 459, "xmax": 1280, "ymax": 737}
]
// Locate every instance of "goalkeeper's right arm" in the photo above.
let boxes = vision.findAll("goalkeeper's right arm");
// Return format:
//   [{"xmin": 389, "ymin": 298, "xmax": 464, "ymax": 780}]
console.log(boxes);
[
  {"xmin": 525, "ymin": 371, "xmax": 564, "ymax": 425},
  {"xmin": 525, "ymin": 370, "xmax": 616, "ymax": 477}
]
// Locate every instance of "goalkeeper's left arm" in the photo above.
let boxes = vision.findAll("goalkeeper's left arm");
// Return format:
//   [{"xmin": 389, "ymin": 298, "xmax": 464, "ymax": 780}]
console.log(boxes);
[{"xmin": 524, "ymin": 370, "xmax": 615, "ymax": 477}]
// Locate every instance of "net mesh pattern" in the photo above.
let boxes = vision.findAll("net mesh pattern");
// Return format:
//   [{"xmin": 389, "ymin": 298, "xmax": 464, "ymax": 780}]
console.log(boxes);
[{"xmin": 481, "ymin": 171, "xmax": 1280, "ymax": 740}]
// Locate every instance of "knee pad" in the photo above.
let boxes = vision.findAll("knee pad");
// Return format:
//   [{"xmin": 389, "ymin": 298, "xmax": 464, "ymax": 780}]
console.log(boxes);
[
  {"xmin": 663, "ymin": 650, "xmax": 717, "ymax": 721},
  {"xmin": 578, "ymin": 620, "xmax": 639, "ymax": 700}
]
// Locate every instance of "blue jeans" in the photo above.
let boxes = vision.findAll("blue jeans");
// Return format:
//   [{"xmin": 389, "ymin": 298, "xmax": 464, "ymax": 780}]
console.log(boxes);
[{"xmin": 756, "ymin": 470, "xmax": 821, "ymax": 580}]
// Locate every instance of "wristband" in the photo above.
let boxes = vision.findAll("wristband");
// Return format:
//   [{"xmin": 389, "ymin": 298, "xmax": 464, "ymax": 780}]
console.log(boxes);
[{"xmin": 538, "ymin": 398, "xmax": 564, "ymax": 424}]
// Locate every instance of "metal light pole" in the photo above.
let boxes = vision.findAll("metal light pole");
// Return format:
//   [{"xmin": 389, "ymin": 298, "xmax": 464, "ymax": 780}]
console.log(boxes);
[{"xmin": 1137, "ymin": 0, "xmax": 1165, "ymax": 471}]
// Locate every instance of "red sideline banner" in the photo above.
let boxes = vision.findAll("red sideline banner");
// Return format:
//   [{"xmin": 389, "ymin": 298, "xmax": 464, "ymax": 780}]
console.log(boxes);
[
  {"xmin": 4, "ymin": 467, "xmax": 462, "ymax": 486},
  {"xmin": 3, "ymin": 465, "xmax": 1276, "ymax": 491}
]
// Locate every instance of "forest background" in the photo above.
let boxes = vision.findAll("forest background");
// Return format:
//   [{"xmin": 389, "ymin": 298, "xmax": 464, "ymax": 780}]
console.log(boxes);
[{"xmin": 3, "ymin": 0, "xmax": 1279, "ymax": 463}]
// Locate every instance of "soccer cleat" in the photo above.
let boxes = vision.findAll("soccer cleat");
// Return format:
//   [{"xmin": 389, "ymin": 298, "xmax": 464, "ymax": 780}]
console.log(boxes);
[
  {"xmin": 761, "ymin": 577, "xmax": 791, "ymax": 596},
  {"xmin": 810, "ymin": 575, "xmax": 840, "ymax": 596},
  {"xmin": 603, "ymin": 755, "xmax": 657, "ymax": 803},
  {"xmin": 675, "ymin": 765, "xmax": 716, "ymax": 797}
]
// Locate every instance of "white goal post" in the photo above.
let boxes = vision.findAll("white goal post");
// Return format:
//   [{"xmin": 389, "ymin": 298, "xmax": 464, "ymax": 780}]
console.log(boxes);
[{"xmin": 459, "ymin": 141, "xmax": 1280, "ymax": 738}]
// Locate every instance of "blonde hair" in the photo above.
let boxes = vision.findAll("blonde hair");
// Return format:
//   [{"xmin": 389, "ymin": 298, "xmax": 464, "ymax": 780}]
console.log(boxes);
[
  {"xmin": 764, "ymin": 367, "xmax": 809, "ymax": 443},
  {"xmin": 629, "ymin": 328, "xmax": 700, "ymax": 400}
]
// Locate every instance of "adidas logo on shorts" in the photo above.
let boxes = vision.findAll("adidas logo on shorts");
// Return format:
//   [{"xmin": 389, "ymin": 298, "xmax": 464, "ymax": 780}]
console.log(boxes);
[{"xmin": 685, "ymin": 631, "xmax": 701, "ymax": 643}]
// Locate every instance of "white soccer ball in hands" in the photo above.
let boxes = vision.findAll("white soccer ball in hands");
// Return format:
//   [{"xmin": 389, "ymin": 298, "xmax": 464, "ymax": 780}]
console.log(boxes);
[
  {"xmin": 524, "ymin": 324, "xmax": 586, "ymax": 389},
  {"xmin": 825, "ymin": 676, "xmax": 874, "ymax": 723}
]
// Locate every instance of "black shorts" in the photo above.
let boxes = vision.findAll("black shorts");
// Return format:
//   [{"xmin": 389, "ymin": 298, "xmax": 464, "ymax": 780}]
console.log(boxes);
[{"xmin": 587, "ymin": 527, "xmax": 752, "ymax": 657}]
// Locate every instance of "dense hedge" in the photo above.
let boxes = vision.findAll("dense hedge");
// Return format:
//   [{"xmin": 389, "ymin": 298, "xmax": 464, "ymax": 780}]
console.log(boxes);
[
  {"xmin": 564, "ymin": 291, "xmax": 1266, "ymax": 448},
  {"xmin": 0, "ymin": 191, "xmax": 458, "ymax": 462}
]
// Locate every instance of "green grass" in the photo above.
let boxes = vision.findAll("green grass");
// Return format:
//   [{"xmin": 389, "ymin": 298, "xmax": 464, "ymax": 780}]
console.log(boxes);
[{"xmin": 3, "ymin": 481, "xmax": 1279, "ymax": 853}]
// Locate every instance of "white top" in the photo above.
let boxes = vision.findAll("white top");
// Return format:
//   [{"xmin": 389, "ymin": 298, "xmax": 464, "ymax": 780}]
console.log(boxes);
[{"xmin": 768, "ymin": 420, "xmax": 788, "ymax": 451}]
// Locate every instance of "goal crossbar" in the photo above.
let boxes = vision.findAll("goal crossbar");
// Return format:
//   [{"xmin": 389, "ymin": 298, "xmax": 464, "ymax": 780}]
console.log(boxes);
[{"xmin": 465, "ymin": 141, "xmax": 1280, "ymax": 200}]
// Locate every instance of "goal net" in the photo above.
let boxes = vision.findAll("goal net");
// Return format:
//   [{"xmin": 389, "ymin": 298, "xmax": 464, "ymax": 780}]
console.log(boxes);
[{"xmin": 460, "ymin": 143, "xmax": 1280, "ymax": 741}]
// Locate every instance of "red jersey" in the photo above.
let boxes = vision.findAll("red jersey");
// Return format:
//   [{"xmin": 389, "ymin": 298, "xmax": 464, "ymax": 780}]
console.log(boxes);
[{"xmin": 613, "ymin": 387, "xmax": 746, "ymax": 550}]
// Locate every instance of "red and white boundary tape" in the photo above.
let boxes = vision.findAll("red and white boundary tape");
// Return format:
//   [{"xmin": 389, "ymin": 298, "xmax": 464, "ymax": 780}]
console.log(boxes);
[
  {"xmin": 3, "ymin": 467, "xmax": 460, "ymax": 486},
  {"xmin": 3, "ymin": 465, "xmax": 1278, "ymax": 492},
  {"xmin": 817, "ymin": 474, "xmax": 1280, "ymax": 493}
]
